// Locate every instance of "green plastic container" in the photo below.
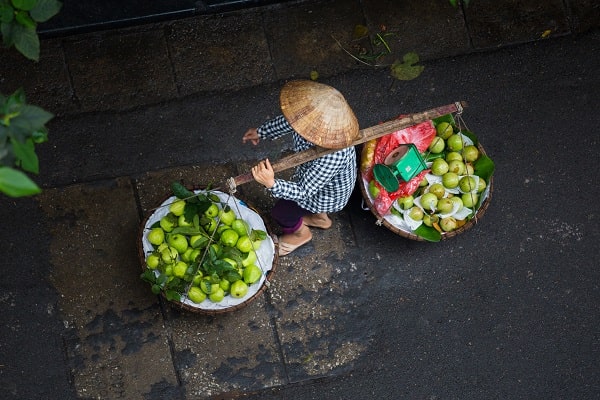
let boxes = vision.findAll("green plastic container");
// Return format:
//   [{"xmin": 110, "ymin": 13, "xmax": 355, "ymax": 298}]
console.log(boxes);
[{"xmin": 373, "ymin": 144, "xmax": 426, "ymax": 192}]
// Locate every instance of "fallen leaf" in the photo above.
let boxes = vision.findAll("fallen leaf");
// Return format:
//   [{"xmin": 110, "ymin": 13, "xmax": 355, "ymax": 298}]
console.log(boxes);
[
  {"xmin": 390, "ymin": 52, "xmax": 424, "ymax": 80},
  {"xmin": 353, "ymin": 24, "xmax": 369, "ymax": 40}
]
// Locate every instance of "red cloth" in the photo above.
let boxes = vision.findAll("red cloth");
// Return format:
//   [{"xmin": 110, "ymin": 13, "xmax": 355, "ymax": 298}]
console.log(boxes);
[{"xmin": 366, "ymin": 119, "xmax": 436, "ymax": 215}]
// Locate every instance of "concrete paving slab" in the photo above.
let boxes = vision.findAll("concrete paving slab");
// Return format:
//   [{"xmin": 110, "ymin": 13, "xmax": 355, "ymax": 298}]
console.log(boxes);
[
  {"xmin": 165, "ymin": 13, "xmax": 276, "ymax": 95},
  {"xmin": 134, "ymin": 164, "xmax": 245, "ymax": 214},
  {"xmin": 0, "ymin": 196, "xmax": 77, "ymax": 400},
  {"xmin": 266, "ymin": 213, "xmax": 370, "ymax": 383},
  {"xmin": 465, "ymin": 0, "xmax": 571, "ymax": 49},
  {"xmin": 36, "ymin": 178, "xmax": 179, "ymax": 399},
  {"xmin": 62, "ymin": 26, "xmax": 178, "ymax": 113},
  {"xmin": 263, "ymin": 0, "xmax": 364, "ymax": 80},
  {"xmin": 0, "ymin": 39, "xmax": 76, "ymax": 117},
  {"xmin": 163, "ymin": 299, "xmax": 286, "ymax": 398}
]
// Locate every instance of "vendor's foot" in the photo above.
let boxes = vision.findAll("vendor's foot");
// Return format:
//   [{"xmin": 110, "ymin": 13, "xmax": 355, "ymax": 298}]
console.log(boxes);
[
  {"xmin": 302, "ymin": 213, "xmax": 332, "ymax": 229},
  {"xmin": 278, "ymin": 225, "xmax": 312, "ymax": 256}
]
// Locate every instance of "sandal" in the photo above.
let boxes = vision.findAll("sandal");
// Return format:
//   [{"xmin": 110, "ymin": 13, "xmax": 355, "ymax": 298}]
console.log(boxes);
[
  {"xmin": 277, "ymin": 229, "xmax": 312, "ymax": 256},
  {"xmin": 302, "ymin": 213, "xmax": 332, "ymax": 229}
]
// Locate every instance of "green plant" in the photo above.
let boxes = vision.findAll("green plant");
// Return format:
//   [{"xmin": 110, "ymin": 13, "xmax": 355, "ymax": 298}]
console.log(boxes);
[
  {"xmin": 1, "ymin": 0, "xmax": 62, "ymax": 197},
  {"xmin": 333, "ymin": 24, "xmax": 424, "ymax": 82},
  {"xmin": 0, "ymin": 0, "xmax": 62, "ymax": 61},
  {"xmin": 0, "ymin": 88, "xmax": 53, "ymax": 197}
]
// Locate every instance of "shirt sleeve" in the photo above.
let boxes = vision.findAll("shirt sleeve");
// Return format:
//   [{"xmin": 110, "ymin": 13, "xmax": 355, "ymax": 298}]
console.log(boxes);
[
  {"xmin": 269, "ymin": 150, "xmax": 347, "ymax": 201},
  {"xmin": 257, "ymin": 115, "xmax": 294, "ymax": 140}
]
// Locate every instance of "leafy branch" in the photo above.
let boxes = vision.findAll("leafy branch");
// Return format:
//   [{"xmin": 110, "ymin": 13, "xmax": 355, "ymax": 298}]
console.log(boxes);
[
  {"xmin": 1, "ymin": 0, "xmax": 61, "ymax": 197},
  {"xmin": 1, "ymin": 0, "xmax": 62, "ymax": 61},
  {"xmin": 0, "ymin": 88, "xmax": 53, "ymax": 197}
]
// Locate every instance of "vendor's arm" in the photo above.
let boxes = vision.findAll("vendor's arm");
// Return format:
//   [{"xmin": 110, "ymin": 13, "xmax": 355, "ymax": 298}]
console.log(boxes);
[
  {"xmin": 257, "ymin": 115, "xmax": 295, "ymax": 140},
  {"xmin": 270, "ymin": 151, "xmax": 347, "ymax": 200},
  {"xmin": 242, "ymin": 128, "xmax": 260, "ymax": 145}
]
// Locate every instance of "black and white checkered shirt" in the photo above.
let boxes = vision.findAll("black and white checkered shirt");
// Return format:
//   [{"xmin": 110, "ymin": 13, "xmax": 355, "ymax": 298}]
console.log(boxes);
[{"xmin": 257, "ymin": 115, "xmax": 357, "ymax": 213}]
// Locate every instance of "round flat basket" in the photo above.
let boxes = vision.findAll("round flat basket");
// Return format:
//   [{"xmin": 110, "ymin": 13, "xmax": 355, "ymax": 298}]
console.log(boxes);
[
  {"xmin": 138, "ymin": 190, "xmax": 277, "ymax": 314},
  {"xmin": 359, "ymin": 141, "xmax": 493, "ymax": 241}
]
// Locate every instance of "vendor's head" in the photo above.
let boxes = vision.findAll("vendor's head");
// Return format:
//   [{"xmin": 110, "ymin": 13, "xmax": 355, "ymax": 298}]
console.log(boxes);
[{"xmin": 279, "ymin": 80, "xmax": 359, "ymax": 149}]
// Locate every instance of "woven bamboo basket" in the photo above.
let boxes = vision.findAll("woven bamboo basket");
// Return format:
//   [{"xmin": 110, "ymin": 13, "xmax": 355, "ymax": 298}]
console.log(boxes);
[
  {"xmin": 359, "ymin": 141, "xmax": 493, "ymax": 241},
  {"xmin": 138, "ymin": 189, "xmax": 277, "ymax": 314}
]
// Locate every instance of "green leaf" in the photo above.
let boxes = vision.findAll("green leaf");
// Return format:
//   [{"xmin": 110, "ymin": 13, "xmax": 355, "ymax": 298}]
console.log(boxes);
[
  {"xmin": 30, "ymin": 128, "xmax": 48, "ymax": 143},
  {"xmin": 0, "ymin": 124, "xmax": 8, "ymax": 142},
  {"xmin": 0, "ymin": 165, "xmax": 41, "ymax": 197},
  {"xmin": 156, "ymin": 273, "xmax": 169, "ymax": 286},
  {"xmin": 207, "ymin": 192, "xmax": 220, "ymax": 203},
  {"xmin": 352, "ymin": 24, "xmax": 368, "ymax": 40},
  {"xmin": 12, "ymin": 23, "xmax": 39, "ymax": 61},
  {"xmin": 1, "ymin": 20, "xmax": 16, "ymax": 47},
  {"xmin": 432, "ymin": 113, "xmax": 456, "ymax": 126},
  {"xmin": 390, "ymin": 52, "xmax": 424, "ymax": 81},
  {"xmin": 402, "ymin": 52, "xmax": 420, "ymax": 65},
  {"xmin": 449, "ymin": 0, "xmax": 458, "ymax": 7},
  {"xmin": 11, "ymin": 0, "xmax": 37, "ymax": 11},
  {"xmin": 221, "ymin": 245, "xmax": 242, "ymax": 261},
  {"xmin": 171, "ymin": 181, "xmax": 195, "ymax": 199},
  {"xmin": 460, "ymin": 129, "xmax": 478, "ymax": 146},
  {"xmin": 474, "ymin": 154, "xmax": 495, "ymax": 182},
  {"xmin": 2, "ymin": 88, "xmax": 26, "ymax": 113},
  {"xmin": 213, "ymin": 259, "xmax": 237, "ymax": 273},
  {"xmin": 249, "ymin": 229, "xmax": 267, "ymax": 241},
  {"xmin": 15, "ymin": 10, "xmax": 36, "ymax": 29},
  {"xmin": 164, "ymin": 290, "xmax": 181, "ymax": 302},
  {"xmin": 10, "ymin": 137, "xmax": 39, "ymax": 173},
  {"xmin": 170, "ymin": 226, "xmax": 205, "ymax": 236},
  {"xmin": 0, "ymin": 3, "xmax": 14, "ymax": 23},
  {"xmin": 29, "ymin": 0, "xmax": 61, "ymax": 22},
  {"xmin": 190, "ymin": 235, "xmax": 208, "ymax": 249},
  {"xmin": 12, "ymin": 104, "xmax": 53, "ymax": 131},
  {"xmin": 182, "ymin": 202, "xmax": 200, "ymax": 223},
  {"xmin": 413, "ymin": 224, "xmax": 442, "ymax": 242},
  {"xmin": 223, "ymin": 270, "xmax": 242, "ymax": 283},
  {"xmin": 140, "ymin": 269, "xmax": 157, "ymax": 284}
]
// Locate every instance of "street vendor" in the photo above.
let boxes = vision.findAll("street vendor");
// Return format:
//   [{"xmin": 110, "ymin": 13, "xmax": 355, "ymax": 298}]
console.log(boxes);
[{"xmin": 242, "ymin": 80, "xmax": 359, "ymax": 256}]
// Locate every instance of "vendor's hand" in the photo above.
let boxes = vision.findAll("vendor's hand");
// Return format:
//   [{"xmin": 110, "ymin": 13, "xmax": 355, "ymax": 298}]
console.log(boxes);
[
  {"xmin": 251, "ymin": 158, "xmax": 275, "ymax": 189},
  {"xmin": 242, "ymin": 128, "xmax": 260, "ymax": 145}
]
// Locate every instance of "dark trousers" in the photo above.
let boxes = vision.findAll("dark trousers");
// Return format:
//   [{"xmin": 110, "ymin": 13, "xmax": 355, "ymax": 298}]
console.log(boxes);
[{"xmin": 271, "ymin": 199, "xmax": 311, "ymax": 234}]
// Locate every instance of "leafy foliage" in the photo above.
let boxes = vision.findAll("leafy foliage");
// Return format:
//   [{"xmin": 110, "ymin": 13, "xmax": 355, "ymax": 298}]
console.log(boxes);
[
  {"xmin": 0, "ymin": 0, "xmax": 62, "ymax": 61},
  {"xmin": 0, "ymin": 88, "xmax": 53, "ymax": 197}
]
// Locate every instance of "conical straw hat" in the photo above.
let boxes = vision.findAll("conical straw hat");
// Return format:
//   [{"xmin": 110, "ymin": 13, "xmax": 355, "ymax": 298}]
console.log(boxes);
[{"xmin": 279, "ymin": 80, "xmax": 359, "ymax": 149}]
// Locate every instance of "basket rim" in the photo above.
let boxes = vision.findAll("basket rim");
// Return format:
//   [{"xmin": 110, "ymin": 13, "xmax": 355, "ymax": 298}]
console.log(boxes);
[
  {"xmin": 359, "ymin": 141, "xmax": 493, "ymax": 241},
  {"xmin": 137, "ymin": 188, "xmax": 278, "ymax": 314}
]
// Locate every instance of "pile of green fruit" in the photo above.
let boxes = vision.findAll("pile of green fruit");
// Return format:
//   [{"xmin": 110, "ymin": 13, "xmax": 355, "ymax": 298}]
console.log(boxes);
[
  {"xmin": 390, "ymin": 117, "xmax": 495, "ymax": 240},
  {"xmin": 140, "ymin": 183, "xmax": 270, "ymax": 307}
]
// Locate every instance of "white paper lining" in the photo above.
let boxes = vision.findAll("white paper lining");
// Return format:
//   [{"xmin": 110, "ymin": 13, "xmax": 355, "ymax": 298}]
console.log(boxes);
[{"xmin": 141, "ymin": 190, "xmax": 275, "ymax": 310}]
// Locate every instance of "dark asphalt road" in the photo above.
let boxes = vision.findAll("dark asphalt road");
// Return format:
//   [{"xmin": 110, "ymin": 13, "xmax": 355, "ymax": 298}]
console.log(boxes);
[{"xmin": 235, "ymin": 31, "xmax": 600, "ymax": 399}]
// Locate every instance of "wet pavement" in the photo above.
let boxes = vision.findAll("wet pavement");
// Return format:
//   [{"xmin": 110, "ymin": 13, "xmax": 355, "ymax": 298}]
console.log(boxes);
[{"xmin": 1, "ymin": 1, "xmax": 599, "ymax": 399}]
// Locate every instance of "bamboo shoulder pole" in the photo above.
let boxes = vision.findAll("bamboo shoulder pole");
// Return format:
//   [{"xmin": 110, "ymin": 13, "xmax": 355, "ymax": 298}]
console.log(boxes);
[{"xmin": 225, "ymin": 101, "xmax": 467, "ymax": 191}]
